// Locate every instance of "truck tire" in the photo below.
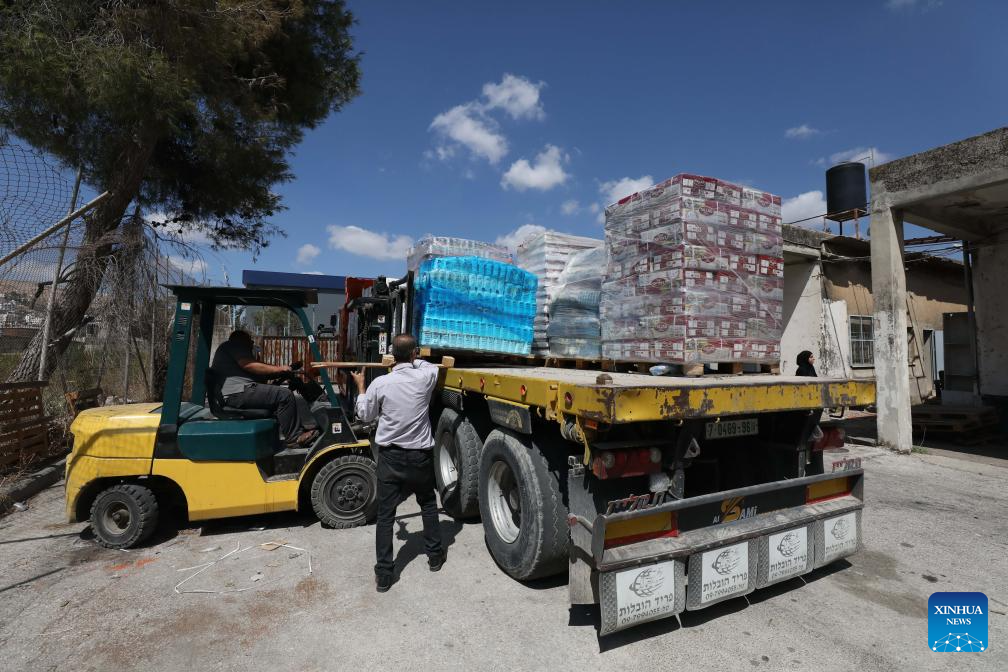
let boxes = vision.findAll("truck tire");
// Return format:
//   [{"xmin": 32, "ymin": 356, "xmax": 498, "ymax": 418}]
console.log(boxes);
[
  {"xmin": 90, "ymin": 483, "xmax": 159, "ymax": 549},
  {"xmin": 478, "ymin": 429, "xmax": 569, "ymax": 580},
  {"xmin": 434, "ymin": 408, "xmax": 482, "ymax": 519},
  {"xmin": 311, "ymin": 454, "xmax": 378, "ymax": 528}
]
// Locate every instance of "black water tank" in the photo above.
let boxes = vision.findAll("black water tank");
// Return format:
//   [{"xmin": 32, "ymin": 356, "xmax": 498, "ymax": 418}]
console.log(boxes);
[{"xmin": 825, "ymin": 162, "xmax": 867, "ymax": 221}]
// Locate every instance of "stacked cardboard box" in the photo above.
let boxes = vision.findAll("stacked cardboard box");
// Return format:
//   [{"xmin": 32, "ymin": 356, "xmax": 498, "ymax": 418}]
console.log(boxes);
[
  {"xmin": 600, "ymin": 174, "xmax": 783, "ymax": 365},
  {"xmin": 516, "ymin": 231, "xmax": 602, "ymax": 355}
]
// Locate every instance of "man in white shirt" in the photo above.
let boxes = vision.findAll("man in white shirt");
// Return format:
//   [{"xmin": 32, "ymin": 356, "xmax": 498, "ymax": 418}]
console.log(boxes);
[{"xmin": 351, "ymin": 334, "xmax": 445, "ymax": 592}]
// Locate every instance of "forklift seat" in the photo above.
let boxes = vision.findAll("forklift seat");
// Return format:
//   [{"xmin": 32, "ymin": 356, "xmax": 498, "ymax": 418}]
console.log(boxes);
[{"xmin": 204, "ymin": 369, "xmax": 272, "ymax": 421}]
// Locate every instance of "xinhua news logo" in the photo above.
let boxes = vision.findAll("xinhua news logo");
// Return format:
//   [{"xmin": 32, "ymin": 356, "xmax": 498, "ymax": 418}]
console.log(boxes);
[{"xmin": 928, "ymin": 592, "xmax": 988, "ymax": 653}]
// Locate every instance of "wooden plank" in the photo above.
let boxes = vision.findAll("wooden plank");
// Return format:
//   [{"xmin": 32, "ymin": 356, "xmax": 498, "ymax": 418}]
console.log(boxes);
[
  {"xmin": 312, "ymin": 360, "xmax": 393, "ymax": 370},
  {"xmin": 0, "ymin": 431, "xmax": 48, "ymax": 451},
  {"xmin": 0, "ymin": 416, "xmax": 54, "ymax": 435},
  {"xmin": 0, "ymin": 427, "xmax": 48, "ymax": 447},
  {"xmin": 0, "ymin": 388, "xmax": 44, "ymax": 405},
  {"xmin": 0, "ymin": 405, "xmax": 44, "ymax": 417},
  {"xmin": 314, "ymin": 355, "xmax": 456, "ymax": 370}
]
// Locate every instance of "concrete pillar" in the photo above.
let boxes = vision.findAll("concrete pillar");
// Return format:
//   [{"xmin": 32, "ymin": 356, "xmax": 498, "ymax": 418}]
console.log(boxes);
[{"xmin": 869, "ymin": 206, "xmax": 912, "ymax": 453}]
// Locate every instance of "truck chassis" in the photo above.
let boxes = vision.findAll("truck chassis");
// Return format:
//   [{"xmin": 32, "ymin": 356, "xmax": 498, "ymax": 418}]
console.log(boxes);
[{"xmin": 431, "ymin": 364, "xmax": 873, "ymax": 635}]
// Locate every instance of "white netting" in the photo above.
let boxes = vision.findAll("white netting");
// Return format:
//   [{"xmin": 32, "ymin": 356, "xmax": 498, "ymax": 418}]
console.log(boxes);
[{"xmin": 1, "ymin": 139, "xmax": 204, "ymax": 451}]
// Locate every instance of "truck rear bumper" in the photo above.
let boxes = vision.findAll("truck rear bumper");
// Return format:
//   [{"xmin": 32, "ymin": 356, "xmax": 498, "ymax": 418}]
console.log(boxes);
[{"xmin": 570, "ymin": 470, "xmax": 864, "ymax": 635}]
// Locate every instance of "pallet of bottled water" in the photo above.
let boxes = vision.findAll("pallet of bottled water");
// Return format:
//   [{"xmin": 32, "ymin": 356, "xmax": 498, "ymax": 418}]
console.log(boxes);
[{"xmin": 414, "ymin": 256, "xmax": 537, "ymax": 355}]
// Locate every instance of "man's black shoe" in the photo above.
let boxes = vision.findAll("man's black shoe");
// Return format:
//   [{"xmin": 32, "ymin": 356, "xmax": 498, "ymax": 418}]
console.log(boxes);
[
  {"xmin": 376, "ymin": 574, "xmax": 393, "ymax": 592},
  {"xmin": 428, "ymin": 552, "xmax": 446, "ymax": 572}
]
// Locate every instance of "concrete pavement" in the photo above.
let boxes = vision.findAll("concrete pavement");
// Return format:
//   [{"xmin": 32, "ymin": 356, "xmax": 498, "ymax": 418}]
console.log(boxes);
[{"xmin": 1, "ymin": 445, "xmax": 1006, "ymax": 671}]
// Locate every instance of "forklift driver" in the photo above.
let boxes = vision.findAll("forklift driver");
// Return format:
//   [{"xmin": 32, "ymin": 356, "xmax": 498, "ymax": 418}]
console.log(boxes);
[{"xmin": 210, "ymin": 330, "xmax": 318, "ymax": 446}]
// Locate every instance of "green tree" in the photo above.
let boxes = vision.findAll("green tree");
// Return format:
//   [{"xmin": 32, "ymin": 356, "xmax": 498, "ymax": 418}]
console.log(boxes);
[
  {"xmin": 0, "ymin": 0, "xmax": 360, "ymax": 381},
  {"xmin": 257, "ymin": 306, "xmax": 296, "ymax": 336}
]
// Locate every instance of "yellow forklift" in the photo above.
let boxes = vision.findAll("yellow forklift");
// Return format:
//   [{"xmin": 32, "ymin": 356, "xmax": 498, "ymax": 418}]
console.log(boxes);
[{"xmin": 65, "ymin": 285, "xmax": 376, "ymax": 548}]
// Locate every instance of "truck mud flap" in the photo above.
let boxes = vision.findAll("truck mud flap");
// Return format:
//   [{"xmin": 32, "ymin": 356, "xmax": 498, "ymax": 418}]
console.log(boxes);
[
  {"xmin": 599, "ymin": 558, "xmax": 687, "ymax": 634},
  {"xmin": 587, "ymin": 470, "xmax": 863, "ymax": 636}
]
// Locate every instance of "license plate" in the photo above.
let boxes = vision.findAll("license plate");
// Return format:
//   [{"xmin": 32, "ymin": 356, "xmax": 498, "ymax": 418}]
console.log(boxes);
[{"xmin": 705, "ymin": 418, "xmax": 758, "ymax": 440}]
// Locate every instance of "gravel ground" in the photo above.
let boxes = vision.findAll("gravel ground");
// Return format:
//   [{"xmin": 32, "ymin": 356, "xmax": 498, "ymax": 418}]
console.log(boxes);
[{"xmin": 1, "ymin": 444, "xmax": 1006, "ymax": 672}]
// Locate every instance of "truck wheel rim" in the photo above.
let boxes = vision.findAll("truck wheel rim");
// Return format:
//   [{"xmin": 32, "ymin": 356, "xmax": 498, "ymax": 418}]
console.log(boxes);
[
  {"xmin": 326, "ymin": 465, "xmax": 373, "ymax": 516},
  {"xmin": 103, "ymin": 502, "xmax": 131, "ymax": 534},
  {"xmin": 438, "ymin": 433, "xmax": 458, "ymax": 486},
  {"xmin": 487, "ymin": 460, "xmax": 520, "ymax": 543}
]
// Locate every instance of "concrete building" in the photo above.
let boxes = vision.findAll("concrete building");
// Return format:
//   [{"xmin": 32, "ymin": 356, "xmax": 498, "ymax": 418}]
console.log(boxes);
[
  {"xmin": 868, "ymin": 128, "xmax": 1008, "ymax": 452},
  {"xmin": 782, "ymin": 226, "xmax": 967, "ymax": 405}
]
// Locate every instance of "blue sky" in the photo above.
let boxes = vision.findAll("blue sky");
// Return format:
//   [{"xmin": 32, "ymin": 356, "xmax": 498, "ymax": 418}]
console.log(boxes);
[{"xmin": 188, "ymin": 0, "xmax": 1006, "ymax": 283}]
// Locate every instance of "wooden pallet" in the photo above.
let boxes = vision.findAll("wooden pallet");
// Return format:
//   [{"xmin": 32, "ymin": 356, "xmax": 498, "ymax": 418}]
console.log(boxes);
[
  {"xmin": 912, "ymin": 405, "xmax": 999, "ymax": 423},
  {"xmin": 680, "ymin": 362, "xmax": 780, "ymax": 377},
  {"xmin": 420, "ymin": 348, "xmax": 780, "ymax": 377},
  {"xmin": 0, "ymin": 381, "xmax": 52, "ymax": 470},
  {"xmin": 911, "ymin": 405, "xmax": 999, "ymax": 434}
]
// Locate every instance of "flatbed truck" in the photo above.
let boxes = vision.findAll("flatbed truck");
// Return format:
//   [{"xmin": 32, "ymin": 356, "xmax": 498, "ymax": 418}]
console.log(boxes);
[{"xmin": 346, "ymin": 276, "xmax": 876, "ymax": 635}]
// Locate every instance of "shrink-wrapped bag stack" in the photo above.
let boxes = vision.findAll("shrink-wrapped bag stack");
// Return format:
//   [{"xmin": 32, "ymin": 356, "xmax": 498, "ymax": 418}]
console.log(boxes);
[
  {"xmin": 516, "ymin": 231, "xmax": 602, "ymax": 355},
  {"xmin": 546, "ymin": 246, "xmax": 606, "ymax": 359},
  {"xmin": 407, "ymin": 236, "xmax": 511, "ymax": 273}
]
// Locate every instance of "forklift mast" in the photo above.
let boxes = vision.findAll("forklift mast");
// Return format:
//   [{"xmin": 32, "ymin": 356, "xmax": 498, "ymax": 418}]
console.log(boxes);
[{"xmin": 346, "ymin": 272, "xmax": 412, "ymax": 383}]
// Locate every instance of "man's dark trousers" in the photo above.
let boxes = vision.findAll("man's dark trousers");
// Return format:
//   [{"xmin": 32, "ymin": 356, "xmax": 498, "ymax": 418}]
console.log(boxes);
[
  {"xmin": 375, "ymin": 445, "xmax": 443, "ymax": 580},
  {"xmin": 225, "ymin": 383, "xmax": 299, "ymax": 440}
]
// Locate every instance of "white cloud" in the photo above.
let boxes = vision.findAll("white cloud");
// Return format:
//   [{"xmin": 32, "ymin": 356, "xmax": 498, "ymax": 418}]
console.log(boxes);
[
  {"xmin": 588, "ymin": 203, "xmax": 600, "ymax": 214},
  {"xmin": 494, "ymin": 223, "xmax": 546, "ymax": 252},
  {"xmin": 327, "ymin": 225, "xmax": 413, "ymax": 260},
  {"xmin": 429, "ymin": 103, "xmax": 508, "ymax": 164},
  {"xmin": 166, "ymin": 255, "xmax": 208, "ymax": 277},
  {"xmin": 146, "ymin": 211, "xmax": 214, "ymax": 246},
  {"xmin": 304, "ymin": 271, "xmax": 324, "ymax": 275},
  {"xmin": 482, "ymin": 74, "xmax": 545, "ymax": 120},
  {"xmin": 816, "ymin": 146, "xmax": 893, "ymax": 167},
  {"xmin": 782, "ymin": 190, "xmax": 827, "ymax": 224},
  {"xmin": 428, "ymin": 73, "xmax": 547, "ymax": 165},
  {"xmin": 296, "ymin": 243, "xmax": 321, "ymax": 266},
  {"xmin": 561, "ymin": 199, "xmax": 580, "ymax": 215},
  {"xmin": 785, "ymin": 124, "xmax": 820, "ymax": 139},
  {"xmin": 501, "ymin": 145, "xmax": 569, "ymax": 191},
  {"xmin": 599, "ymin": 175, "xmax": 654, "ymax": 207}
]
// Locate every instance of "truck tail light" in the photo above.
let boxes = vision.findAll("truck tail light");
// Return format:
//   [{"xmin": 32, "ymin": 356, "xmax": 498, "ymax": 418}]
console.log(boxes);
[
  {"xmin": 592, "ymin": 448, "xmax": 662, "ymax": 479},
  {"xmin": 806, "ymin": 476, "xmax": 852, "ymax": 504},
  {"xmin": 603, "ymin": 511, "xmax": 678, "ymax": 549},
  {"xmin": 812, "ymin": 427, "xmax": 845, "ymax": 451}
]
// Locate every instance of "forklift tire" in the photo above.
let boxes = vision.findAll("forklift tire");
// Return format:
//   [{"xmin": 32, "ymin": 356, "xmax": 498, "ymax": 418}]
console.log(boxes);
[
  {"xmin": 434, "ymin": 408, "xmax": 482, "ymax": 520},
  {"xmin": 311, "ymin": 454, "xmax": 378, "ymax": 528},
  {"xmin": 90, "ymin": 483, "xmax": 160, "ymax": 549},
  {"xmin": 478, "ymin": 429, "xmax": 569, "ymax": 581}
]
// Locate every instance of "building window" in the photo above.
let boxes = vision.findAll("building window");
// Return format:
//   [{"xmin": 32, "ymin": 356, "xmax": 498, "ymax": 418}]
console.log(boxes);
[{"xmin": 850, "ymin": 315, "xmax": 874, "ymax": 367}]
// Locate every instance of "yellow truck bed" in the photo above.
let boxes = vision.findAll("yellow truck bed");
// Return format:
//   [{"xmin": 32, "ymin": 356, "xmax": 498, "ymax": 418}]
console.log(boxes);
[{"xmin": 444, "ymin": 366, "xmax": 876, "ymax": 423}]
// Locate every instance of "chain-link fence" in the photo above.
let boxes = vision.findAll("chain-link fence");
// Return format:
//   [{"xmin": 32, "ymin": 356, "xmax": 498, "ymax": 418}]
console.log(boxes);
[{"xmin": 1, "ymin": 138, "xmax": 203, "ymax": 472}]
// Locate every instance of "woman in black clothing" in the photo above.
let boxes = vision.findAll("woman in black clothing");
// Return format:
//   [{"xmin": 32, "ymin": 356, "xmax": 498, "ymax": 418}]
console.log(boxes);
[{"xmin": 796, "ymin": 350, "xmax": 817, "ymax": 377}]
